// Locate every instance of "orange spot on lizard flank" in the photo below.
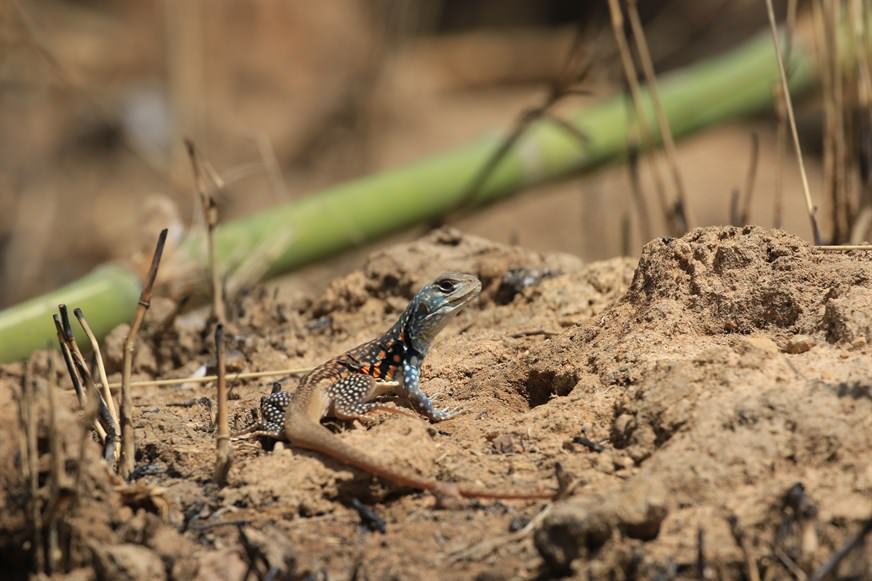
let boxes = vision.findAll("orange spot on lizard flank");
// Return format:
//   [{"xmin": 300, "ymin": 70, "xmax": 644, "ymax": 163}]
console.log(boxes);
[{"xmin": 392, "ymin": 353, "xmax": 401, "ymax": 363}]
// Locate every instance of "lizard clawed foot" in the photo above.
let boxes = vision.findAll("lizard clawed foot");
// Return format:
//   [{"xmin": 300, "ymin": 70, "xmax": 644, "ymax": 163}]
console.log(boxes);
[
  {"xmin": 431, "ymin": 482, "xmax": 464, "ymax": 509},
  {"xmin": 231, "ymin": 421, "xmax": 284, "ymax": 442},
  {"xmin": 429, "ymin": 406, "xmax": 467, "ymax": 422}
]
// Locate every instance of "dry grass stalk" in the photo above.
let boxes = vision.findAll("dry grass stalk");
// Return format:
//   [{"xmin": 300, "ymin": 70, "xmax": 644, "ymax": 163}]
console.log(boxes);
[
  {"xmin": 447, "ymin": 27, "xmax": 593, "ymax": 218},
  {"xmin": 728, "ymin": 516, "xmax": 761, "ymax": 581},
  {"xmin": 849, "ymin": 206, "xmax": 872, "ymax": 244},
  {"xmin": 53, "ymin": 306, "xmax": 115, "ymax": 462},
  {"xmin": 186, "ymin": 140, "xmax": 226, "ymax": 324},
  {"xmin": 815, "ymin": 244, "xmax": 872, "ymax": 250},
  {"xmin": 814, "ymin": 0, "xmax": 837, "ymax": 242},
  {"xmin": 852, "ymin": 0, "xmax": 872, "ymax": 204},
  {"xmin": 120, "ymin": 228, "xmax": 169, "ymax": 479},
  {"xmin": 627, "ymin": 145, "xmax": 653, "ymax": 244},
  {"xmin": 22, "ymin": 360, "xmax": 45, "ymax": 573},
  {"xmin": 55, "ymin": 308, "xmax": 108, "ymax": 444},
  {"xmin": 773, "ymin": 0, "xmax": 798, "ymax": 229},
  {"xmin": 850, "ymin": 0, "xmax": 872, "ymax": 243},
  {"xmin": 831, "ymin": 0, "xmax": 850, "ymax": 241},
  {"xmin": 74, "ymin": 308, "xmax": 119, "ymax": 431},
  {"xmin": 765, "ymin": 0, "xmax": 822, "ymax": 244},
  {"xmin": 738, "ymin": 133, "xmax": 761, "ymax": 226},
  {"xmin": 73, "ymin": 367, "xmax": 101, "ymax": 511},
  {"xmin": 52, "ymin": 315, "xmax": 86, "ymax": 408},
  {"xmin": 225, "ymin": 229, "xmax": 294, "ymax": 298},
  {"xmin": 607, "ymin": 0, "xmax": 679, "ymax": 236},
  {"xmin": 809, "ymin": 516, "xmax": 872, "ymax": 581},
  {"xmin": 213, "ymin": 323, "xmax": 232, "ymax": 485},
  {"xmin": 625, "ymin": 0, "xmax": 694, "ymax": 230},
  {"xmin": 106, "ymin": 366, "xmax": 311, "ymax": 390},
  {"xmin": 815, "ymin": 0, "xmax": 850, "ymax": 242},
  {"xmin": 44, "ymin": 354, "xmax": 63, "ymax": 572}
]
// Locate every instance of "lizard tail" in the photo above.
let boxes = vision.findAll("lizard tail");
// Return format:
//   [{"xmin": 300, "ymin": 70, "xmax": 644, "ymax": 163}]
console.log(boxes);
[
  {"xmin": 455, "ymin": 485, "xmax": 555, "ymax": 500},
  {"xmin": 284, "ymin": 414, "xmax": 554, "ymax": 500}
]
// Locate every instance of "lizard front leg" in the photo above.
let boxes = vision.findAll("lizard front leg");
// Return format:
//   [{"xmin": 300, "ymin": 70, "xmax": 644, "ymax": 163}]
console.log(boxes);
[
  {"xmin": 400, "ymin": 360, "xmax": 460, "ymax": 422},
  {"xmin": 329, "ymin": 374, "xmax": 419, "ymax": 423}
]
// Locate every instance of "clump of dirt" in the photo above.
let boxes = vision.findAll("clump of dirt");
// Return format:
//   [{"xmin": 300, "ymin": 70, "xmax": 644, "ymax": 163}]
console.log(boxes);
[{"xmin": 1, "ymin": 225, "xmax": 871, "ymax": 579}]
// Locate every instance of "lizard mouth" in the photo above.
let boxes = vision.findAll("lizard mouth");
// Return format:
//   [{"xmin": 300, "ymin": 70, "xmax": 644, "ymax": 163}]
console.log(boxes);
[{"xmin": 440, "ymin": 280, "xmax": 481, "ymax": 313}]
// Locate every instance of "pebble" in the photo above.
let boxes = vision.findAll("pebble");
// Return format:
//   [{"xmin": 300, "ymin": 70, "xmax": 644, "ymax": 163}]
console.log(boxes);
[{"xmin": 784, "ymin": 334, "xmax": 816, "ymax": 354}]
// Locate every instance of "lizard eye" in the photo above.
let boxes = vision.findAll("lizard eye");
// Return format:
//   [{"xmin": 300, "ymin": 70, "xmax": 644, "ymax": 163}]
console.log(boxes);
[{"xmin": 436, "ymin": 279, "xmax": 455, "ymax": 293}]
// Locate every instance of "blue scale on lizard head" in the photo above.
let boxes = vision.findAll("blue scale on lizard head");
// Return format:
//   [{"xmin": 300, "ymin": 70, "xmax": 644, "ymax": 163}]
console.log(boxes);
[{"xmin": 395, "ymin": 272, "xmax": 482, "ymax": 355}]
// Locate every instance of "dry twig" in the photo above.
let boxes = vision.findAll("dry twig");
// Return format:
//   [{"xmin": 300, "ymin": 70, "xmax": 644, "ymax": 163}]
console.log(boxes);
[
  {"xmin": 56, "ymin": 306, "xmax": 109, "ymax": 445},
  {"xmin": 735, "ymin": 133, "xmax": 761, "ymax": 226},
  {"xmin": 74, "ymin": 308, "xmax": 119, "ymax": 431},
  {"xmin": 627, "ymin": 145, "xmax": 653, "ymax": 243},
  {"xmin": 773, "ymin": 0, "xmax": 799, "ymax": 230},
  {"xmin": 22, "ymin": 361, "xmax": 45, "ymax": 573},
  {"xmin": 809, "ymin": 516, "xmax": 872, "ymax": 581},
  {"xmin": 626, "ymin": 0, "xmax": 693, "ymax": 230},
  {"xmin": 214, "ymin": 323, "xmax": 232, "ymax": 485},
  {"xmin": 52, "ymin": 314, "xmax": 85, "ymax": 408},
  {"xmin": 186, "ymin": 140, "xmax": 226, "ymax": 324},
  {"xmin": 728, "ymin": 515, "xmax": 761, "ymax": 581},
  {"xmin": 120, "ymin": 229, "xmax": 169, "ymax": 479},
  {"xmin": 446, "ymin": 26, "xmax": 593, "ymax": 218},
  {"xmin": 44, "ymin": 355, "xmax": 62, "ymax": 572},
  {"xmin": 815, "ymin": 244, "xmax": 872, "ymax": 251},
  {"xmin": 607, "ymin": 0, "xmax": 681, "ymax": 236},
  {"xmin": 106, "ymin": 366, "xmax": 311, "ymax": 390},
  {"xmin": 766, "ymin": 0, "xmax": 822, "ymax": 244}
]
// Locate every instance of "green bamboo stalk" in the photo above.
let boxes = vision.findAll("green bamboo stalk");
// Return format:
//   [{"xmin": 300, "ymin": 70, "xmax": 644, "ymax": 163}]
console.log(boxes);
[
  {"xmin": 0, "ymin": 27, "xmax": 819, "ymax": 363},
  {"xmin": 0, "ymin": 266, "xmax": 142, "ymax": 362}
]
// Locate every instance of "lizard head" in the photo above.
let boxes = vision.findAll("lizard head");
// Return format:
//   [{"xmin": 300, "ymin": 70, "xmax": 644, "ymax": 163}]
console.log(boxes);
[{"xmin": 404, "ymin": 272, "xmax": 481, "ymax": 353}]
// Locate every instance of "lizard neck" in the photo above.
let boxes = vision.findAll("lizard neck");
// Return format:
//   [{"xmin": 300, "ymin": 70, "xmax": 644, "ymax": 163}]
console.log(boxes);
[{"xmin": 386, "ymin": 300, "xmax": 431, "ymax": 358}]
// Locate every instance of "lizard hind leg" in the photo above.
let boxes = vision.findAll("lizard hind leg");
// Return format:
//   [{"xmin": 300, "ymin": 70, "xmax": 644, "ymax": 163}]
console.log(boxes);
[{"xmin": 232, "ymin": 390, "xmax": 293, "ymax": 440}]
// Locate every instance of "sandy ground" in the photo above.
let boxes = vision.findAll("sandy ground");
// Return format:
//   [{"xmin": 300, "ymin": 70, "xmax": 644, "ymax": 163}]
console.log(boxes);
[{"xmin": 1, "ymin": 225, "xmax": 871, "ymax": 580}]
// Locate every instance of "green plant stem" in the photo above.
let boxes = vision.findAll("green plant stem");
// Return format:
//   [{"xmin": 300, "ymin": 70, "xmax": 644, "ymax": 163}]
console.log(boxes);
[{"xmin": 0, "ymin": 27, "xmax": 820, "ymax": 362}]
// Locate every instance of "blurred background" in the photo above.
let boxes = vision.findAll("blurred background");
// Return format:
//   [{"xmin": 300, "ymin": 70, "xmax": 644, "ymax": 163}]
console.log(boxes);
[{"xmin": 0, "ymin": 0, "xmax": 851, "ymax": 309}]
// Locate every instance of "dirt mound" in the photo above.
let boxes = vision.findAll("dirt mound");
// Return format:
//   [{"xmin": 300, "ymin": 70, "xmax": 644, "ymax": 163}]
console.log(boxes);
[{"xmin": 1, "ymin": 226, "xmax": 871, "ymax": 579}]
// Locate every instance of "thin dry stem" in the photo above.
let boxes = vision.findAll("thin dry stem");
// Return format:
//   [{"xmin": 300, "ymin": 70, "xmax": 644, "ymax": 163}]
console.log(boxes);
[
  {"xmin": 23, "ymin": 361, "xmax": 45, "ymax": 573},
  {"xmin": 120, "ymin": 228, "xmax": 169, "ymax": 479},
  {"xmin": 186, "ymin": 140, "xmax": 226, "ymax": 324},
  {"xmin": 44, "ymin": 355, "xmax": 62, "ymax": 572},
  {"xmin": 106, "ymin": 366, "xmax": 312, "ymax": 390},
  {"xmin": 851, "ymin": 0, "xmax": 872, "ymax": 212},
  {"xmin": 56, "ymin": 308, "xmax": 108, "ymax": 443},
  {"xmin": 74, "ymin": 308, "xmax": 119, "ymax": 432},
  {"xmin": 815, "ymin": 244, "xmax": 872, "ymax": 250},
  {"xmin": 53, "ymin": 314, "xmax": 85, "ymax": 408},
  {"xmin": 607, "ymin": 0, "xmax": 678, "ymax": 236},
  {"xmin": 446, "ymin": 26, "xmax": 593, "ymax": 219},
  {"xmin": 626, "ymin": 0, "xmax": 693, "ymax": 230},
  {"xmin": 849, "ymin": 206, "xmax": 872, "ymax": 244},
  {"xmin": 816, "ymin": 0, "xmax": 848, "ymax": 242},
  {"xmin": 766, "ymin": 0, "xmax": 822, "ymax": 244},
  {"xmin": 773, "ymin": 0, "xmax": 799, "ymax": 230},
  {"xmin": 214, "ymin": 323, "xmax": 232, "ymax": 485},
  {"xmin": 809, "ymin": 516, "xmax": 872, "ymax": 581},
  {"xmin": 73, "ymin": 369, "xmax": 101, "ymax": 511},
  {"xmin": 738, "ymin": 133, "xmax": 761, "ymax": 225},
  {"xmin": 728, "ymin": 516, "xmax": 761, "ymax": 581},
  {"xmin": 830, "ymin": 0, "xmax": 849, "ymax": 240},
  {"xmin": 627, "ymin": 142, "xmax": 654, "ymax": 244},
  {"xmin": 225, "ymin": 229, "xmax": 293, "ymax": 297}
]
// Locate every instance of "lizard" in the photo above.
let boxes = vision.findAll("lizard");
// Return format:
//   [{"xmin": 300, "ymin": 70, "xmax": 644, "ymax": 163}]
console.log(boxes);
[{"xmin": 235, "ymin": 272, "xmax": 554, "ymax": 500}]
